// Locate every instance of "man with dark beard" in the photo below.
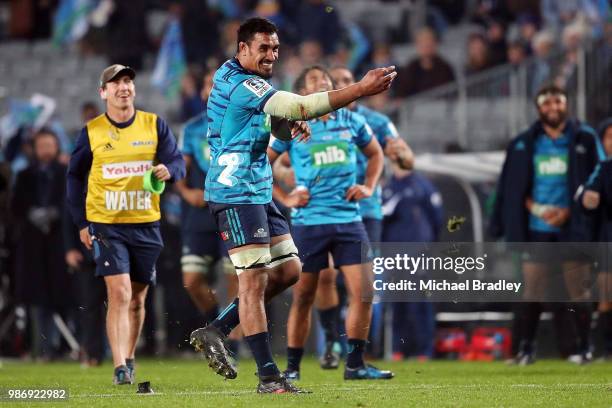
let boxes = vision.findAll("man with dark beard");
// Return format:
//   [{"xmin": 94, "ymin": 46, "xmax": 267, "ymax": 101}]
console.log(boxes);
[{"xmin": 490, "ymin": 84, "xmax": 604, "ymax": 364}]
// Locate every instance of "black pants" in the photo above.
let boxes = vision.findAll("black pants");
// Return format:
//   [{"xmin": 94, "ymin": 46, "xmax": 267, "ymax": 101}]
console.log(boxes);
[{"xmin": 75, "ymin": 263, "xmax": 106, "ymax": 361}]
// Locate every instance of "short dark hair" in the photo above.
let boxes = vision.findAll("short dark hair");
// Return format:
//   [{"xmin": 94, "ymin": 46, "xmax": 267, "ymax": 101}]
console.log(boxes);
[
  {"xmin": 237, "ymin": 17, "xmax": 278, "ymax": 52},
  {"xmin": 329, "ymin": 64, "xmax": 351, "ymax": 73},
  {"xmin": 293, "ymin": 65, "xmax": 334, "ymax": 93},
  {"xmin": 535, "ymin": 83, "xmax": 568, "ymax": 106},
  {"xmin": 329, "ymin": 65, "xmax": 354, "ymax": 80},
  {"xmin": 32, "ymin": 127, "xmax": 59, "ymax": 147},
  {"xmin": 81, "ymin": 101, "xmax": 98, "ymax": 112}
]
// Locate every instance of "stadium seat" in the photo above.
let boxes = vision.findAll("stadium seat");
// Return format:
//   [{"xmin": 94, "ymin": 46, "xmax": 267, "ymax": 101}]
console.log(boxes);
[
  {"xmin": 30, "ymin": 40, "xmax": 62, "ymax": 57},
  {"xmin": 11, "ymin": 59, "xmax": 44, "ymax": 79},
  {"xmin": 0, "ymin": 41, "xmax": 30, "ymax": 59}
]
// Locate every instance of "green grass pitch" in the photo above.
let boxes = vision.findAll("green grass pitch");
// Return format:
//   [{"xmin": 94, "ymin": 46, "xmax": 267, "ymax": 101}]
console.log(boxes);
[{"xmin": 1, "ymin": 358, "xmax": 611, "ymax": 407}]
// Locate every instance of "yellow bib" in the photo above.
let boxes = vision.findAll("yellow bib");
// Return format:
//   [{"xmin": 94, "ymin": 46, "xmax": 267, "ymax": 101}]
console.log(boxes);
[{"xmin": 86, "ymin": 111, "xmax": 160, "ymax": 224}]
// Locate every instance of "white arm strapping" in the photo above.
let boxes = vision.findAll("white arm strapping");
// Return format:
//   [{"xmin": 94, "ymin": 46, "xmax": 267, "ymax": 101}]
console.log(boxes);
[{"xmin": 263, "ymin": 90, "xmax": 332, "ymax": 121}]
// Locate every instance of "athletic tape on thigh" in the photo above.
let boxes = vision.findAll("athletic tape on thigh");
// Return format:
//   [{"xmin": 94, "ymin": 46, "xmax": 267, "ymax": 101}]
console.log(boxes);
[
  {"xmin": 229, "ymin": 247, "xmax": 272, "ymax": 274},
  {"xmin": 267, "ymin": 239, "xmax": 299, "ymax": 268},
  {"xmin": 181, "ymin": 254, "xmax": 213, "ymax": 274}
]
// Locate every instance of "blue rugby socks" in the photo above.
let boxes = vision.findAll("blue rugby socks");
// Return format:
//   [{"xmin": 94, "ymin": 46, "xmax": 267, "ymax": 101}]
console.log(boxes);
[
  {"xmin": 318, "ymin": 306, "xmax": 340, "ymax": 343},
  {"xmin": 203, "ymin": 304, "xmax": 220, "ymax": 326},
  {"xmin": 346, "ymin": 338, "xmax": 366, "ymax": 369},
  {"xmin": 287, "ymin": 347, "xmax": 304, "ymax": 372},
  {"xmin": 245, "ymin": 332, "xmax": 280, "ymax": 378},
  {"xmin": 211, "ymin": 298, "xmax": 239, "ymax": 336}
]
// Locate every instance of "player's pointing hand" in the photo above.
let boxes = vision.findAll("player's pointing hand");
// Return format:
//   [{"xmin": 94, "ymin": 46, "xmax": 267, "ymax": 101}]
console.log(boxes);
[{"xmin": 357, "ymin": 66, "xmax": 397, "ymax": 97}]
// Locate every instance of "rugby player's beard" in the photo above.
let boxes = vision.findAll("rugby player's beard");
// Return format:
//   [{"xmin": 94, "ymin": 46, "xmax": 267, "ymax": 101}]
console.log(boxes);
[
  {"xmin": 539, "ymin": 109, "xmax": 567, "ymax": 129},
  {"xmin": 258, "ymin": 61, "xmax": 274, "ymax": 79}
]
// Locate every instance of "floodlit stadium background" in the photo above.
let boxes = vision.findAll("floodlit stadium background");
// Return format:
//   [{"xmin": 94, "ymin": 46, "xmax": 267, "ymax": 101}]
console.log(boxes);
[{"xmin": 0, "ymin": 0, "xmax": 611, "ymax": 365}]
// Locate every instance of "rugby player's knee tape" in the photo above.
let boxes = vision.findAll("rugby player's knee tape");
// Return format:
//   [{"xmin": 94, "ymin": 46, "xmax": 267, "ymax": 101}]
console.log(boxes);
[
  {"xmin": 229, "ymin": 247, "xmax": 272, "ymax": 274},
  {"xmin": 181, "ymin": 254, "xmax": 214, "ymax": 275},
  {"xmin": 221, "ymin": 256, "xmax": 236, "ymax": 275},
  {"xmin": 268, "ymin": 239, "xmax": 299, "ymax": 268}
]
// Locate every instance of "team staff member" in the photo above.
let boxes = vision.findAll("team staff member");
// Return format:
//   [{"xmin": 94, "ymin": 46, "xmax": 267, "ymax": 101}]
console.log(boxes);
[
  {"xmin": 67, "ymin": 65, "xmax": 185, "ymax": 385},
  {"xmin": 490, "ymin": 84, "xmax": 603, "ymax": 364}
]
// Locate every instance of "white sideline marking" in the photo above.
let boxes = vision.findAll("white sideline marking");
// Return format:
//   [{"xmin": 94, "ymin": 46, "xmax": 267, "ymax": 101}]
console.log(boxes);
[{"xmin": 71, "ymin": 383, "xmax": 612, "ymax": 398}]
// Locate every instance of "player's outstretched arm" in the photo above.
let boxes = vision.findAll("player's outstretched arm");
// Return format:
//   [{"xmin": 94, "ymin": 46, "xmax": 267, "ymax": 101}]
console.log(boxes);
[
  {"xmin": 329, "ymin": 66, "xmax": 397, "ymax": 109},
  {"xmin": 263, "ymin": 66, "xmax": 397, "ymax": 121}
]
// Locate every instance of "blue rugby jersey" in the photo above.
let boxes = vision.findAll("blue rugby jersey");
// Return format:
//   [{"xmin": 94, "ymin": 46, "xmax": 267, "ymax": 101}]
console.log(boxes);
[
  {"xmin": 179, "ymin": 111, "xmax": 217, "ymax": 232},
  {"xmin": 270, "ymin": 108, "xmax": 373, "ymax": 226},
  {"xmin": 529, "ymin": 132, "xmax": 570, "ymax": 232},
  {"xmin": 180, "ymin": 111, "xmax": 210, "ymax": 174},
  {"xmin": 204, "ymin": 58, "xmax": 278, "ymax": 204},
  {"xmin": 354, "ymin": 104, "xmax": 400, "ymax": 220}
]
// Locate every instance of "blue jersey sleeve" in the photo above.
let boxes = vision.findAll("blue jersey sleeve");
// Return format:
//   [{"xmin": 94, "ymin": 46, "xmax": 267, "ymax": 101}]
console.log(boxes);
[
  {"xmin": 269, "ymin": 136, "xmax": 291, "ymax": 154},
  {"xmin": 584, "ymin": 162, "xmax": 604, "ymax": 192},
  {"xmin": 66, "ymin": 128, "xmax": 92, "ymax": 229},
  {"xmin": 156, "ymin": 117, "xmax": 186, "ymax": 182},
  {"xmin": 351, "ymin": 114, "xmax": 374, "ymax": 149},
  {"xmin": 371, "ymin": 115, "xmax": 399, "ymax": 149},
  {"xmin": 230, "ymin": 77, "xmax": 277, "ymax": 112},
  {"xmin": 180, "ymin": 123, "xmax": 197, "ymax": 158}
]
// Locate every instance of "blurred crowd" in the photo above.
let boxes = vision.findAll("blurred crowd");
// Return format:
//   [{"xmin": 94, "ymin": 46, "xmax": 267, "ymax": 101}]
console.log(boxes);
[
  {"xmin": 0, "ymin": 0, "xmax": 611, "ymax": 364},
  {"xmin": 2, "ymin": 1, "xmax": 610, "ymax": 117}
]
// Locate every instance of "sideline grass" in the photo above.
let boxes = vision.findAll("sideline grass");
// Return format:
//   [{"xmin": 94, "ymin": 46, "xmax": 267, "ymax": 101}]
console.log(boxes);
[{"xmin": 1, "ymin": 358, "xmax": 611, "ymax": 407}]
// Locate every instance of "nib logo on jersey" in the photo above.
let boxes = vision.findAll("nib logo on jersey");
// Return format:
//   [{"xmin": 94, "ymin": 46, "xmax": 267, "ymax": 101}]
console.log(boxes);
[
  {"xmin": 535, "ymin": 155, "xmax": 568, "ymax": 176},
  {"xmin": 102, "ymin": 161, "xmax": 153, "ymax": 179},
  {"xmin": 311, "ymin": 142, "xmax": 350, "ymax": 167}
]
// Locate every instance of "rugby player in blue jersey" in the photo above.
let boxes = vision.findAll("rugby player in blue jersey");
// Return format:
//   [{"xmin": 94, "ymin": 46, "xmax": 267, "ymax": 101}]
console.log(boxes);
[
  {"xmin": 188, "ymin": 17, "xmax": 397, "ymax": 393},
  {"xmin": 268, "ymin": 65, "xmax": 393, "ymax": 381},
  {"xmin": 310, "ymin": 66, "xmax": 414, "ymax": 369},
  {"xmin": 274, "ymin": 66, "xmax": 414, "ymax": 371}
]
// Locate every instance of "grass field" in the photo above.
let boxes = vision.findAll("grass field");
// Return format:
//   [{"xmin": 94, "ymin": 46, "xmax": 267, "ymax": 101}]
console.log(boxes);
[{"xmin": 1, "ymin": 357, "xmax": 611, "ymax": 407}]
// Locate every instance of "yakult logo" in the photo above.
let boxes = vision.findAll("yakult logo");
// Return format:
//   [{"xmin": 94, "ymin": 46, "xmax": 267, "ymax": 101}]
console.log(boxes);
[{"xmin": 102, "ymin": 161, "xmax": 153, "ymax": 179}]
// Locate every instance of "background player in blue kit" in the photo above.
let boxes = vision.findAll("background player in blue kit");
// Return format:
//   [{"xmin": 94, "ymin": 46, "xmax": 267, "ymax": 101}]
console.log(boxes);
[
  {"xmin": 188, "ymin": 17, "xmax": 397, "ymax": 394},
  {"xmin": 268, "ymin": 65, "xmax": 392, "ymax": 381},
  {"xmin": 176, "ymin": 70, "xmax": 238, "ymax": 341},
  {"xmin": 309, "ymin": 66, "xmax": 415, "ymax": 367}
]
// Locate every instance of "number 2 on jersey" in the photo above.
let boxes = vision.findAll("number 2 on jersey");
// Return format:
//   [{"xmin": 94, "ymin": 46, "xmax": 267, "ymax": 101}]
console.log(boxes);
[{"xmin": 218, "ymin": 153, "xmax": 241, "ymax": 186}]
